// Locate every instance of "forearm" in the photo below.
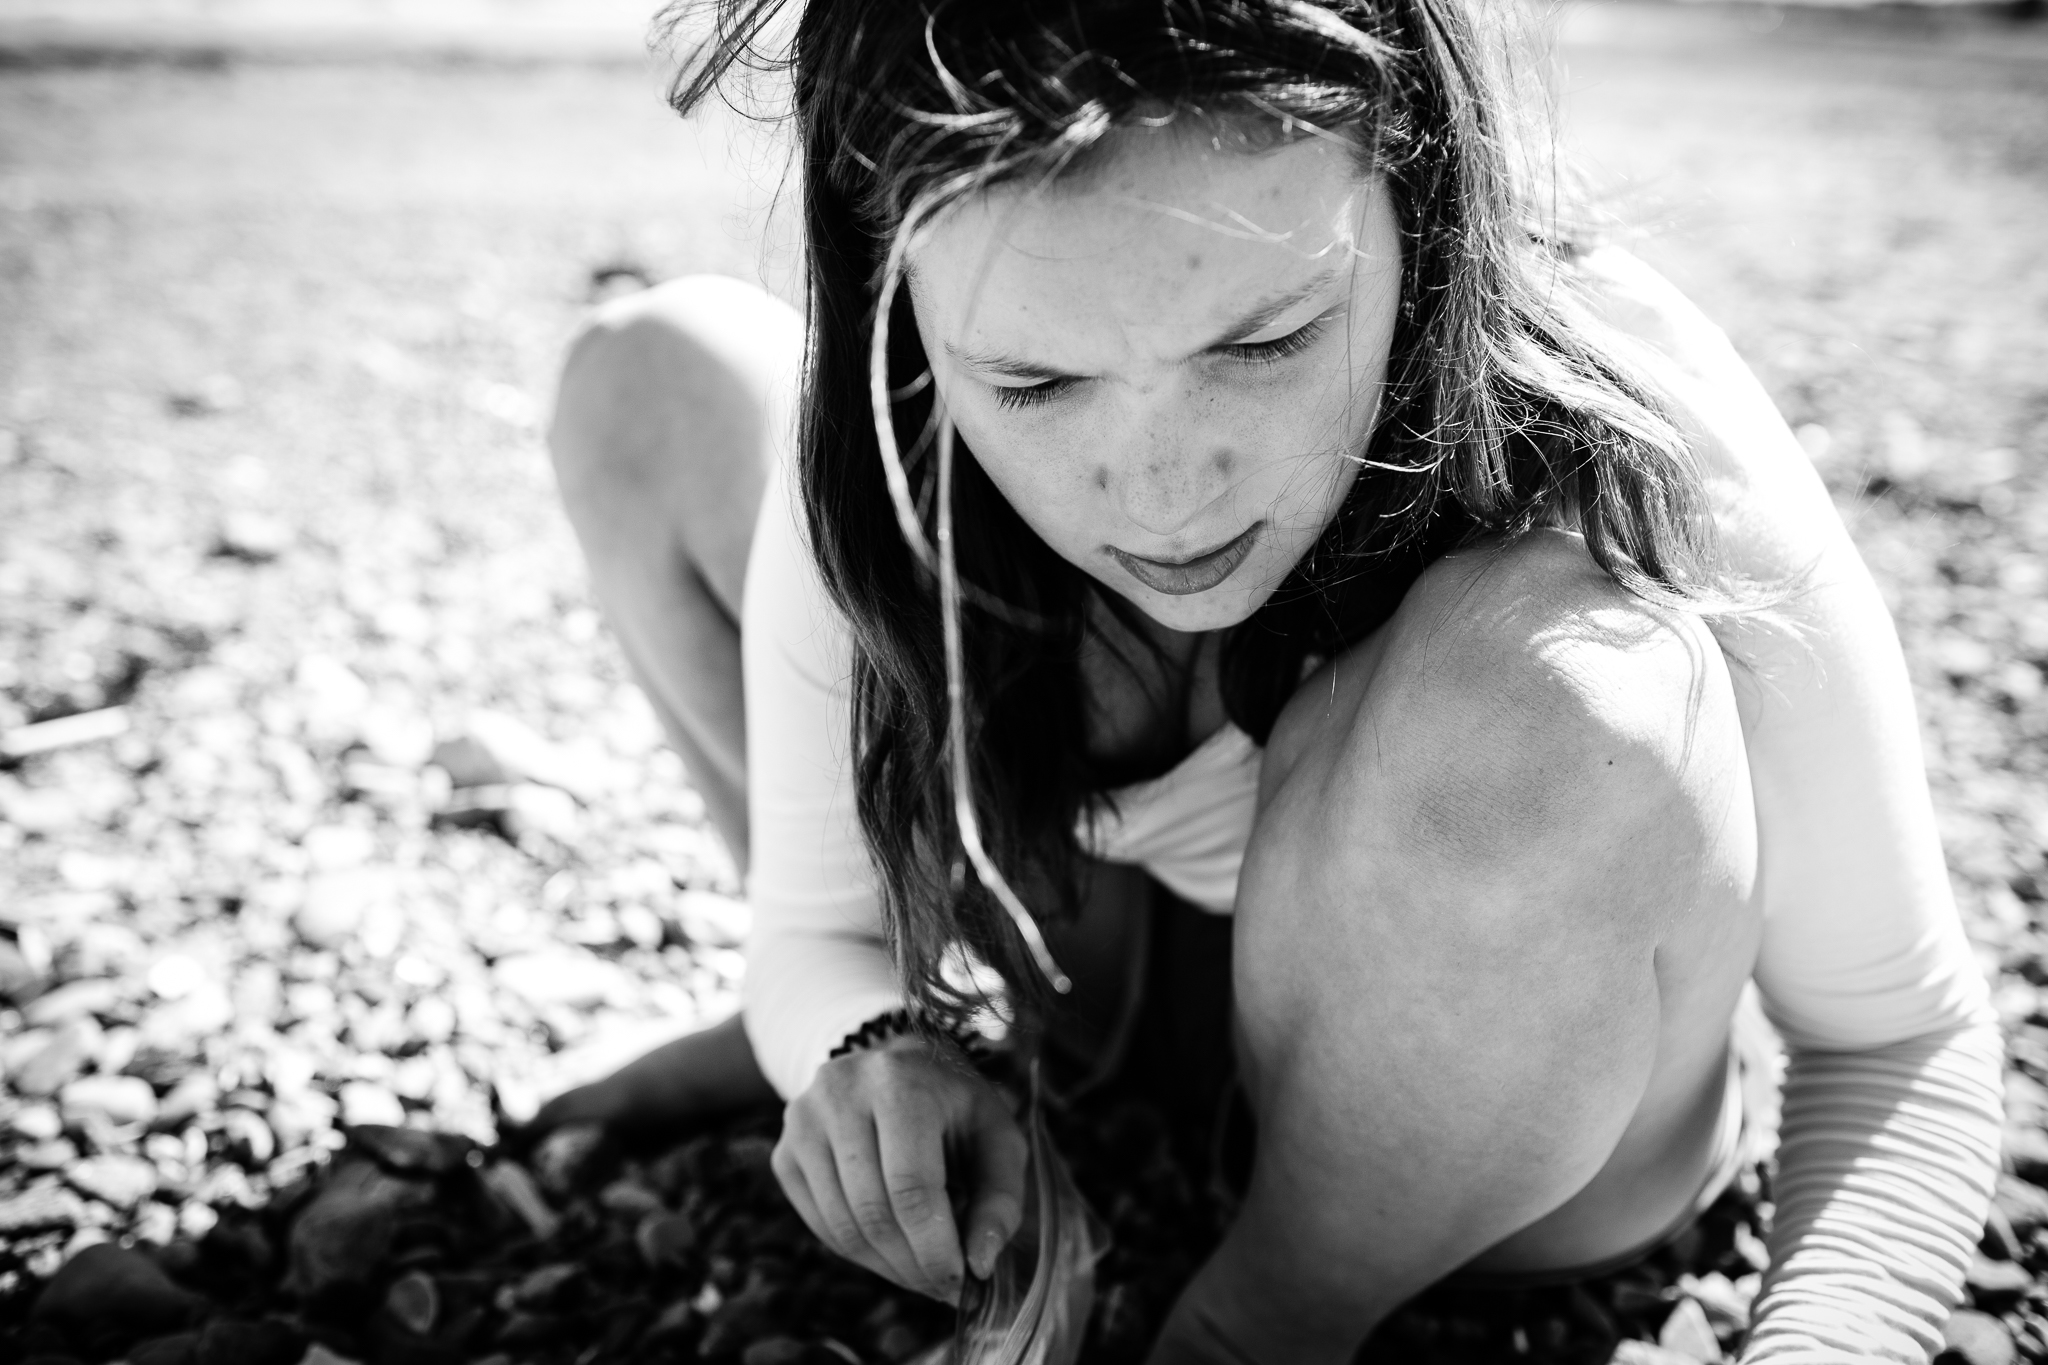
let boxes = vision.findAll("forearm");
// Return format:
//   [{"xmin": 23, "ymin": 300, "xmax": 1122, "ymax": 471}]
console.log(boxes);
[{"xmin": 1743, "ymin": 1021, "xmax": 2003, "ymax": 1362}]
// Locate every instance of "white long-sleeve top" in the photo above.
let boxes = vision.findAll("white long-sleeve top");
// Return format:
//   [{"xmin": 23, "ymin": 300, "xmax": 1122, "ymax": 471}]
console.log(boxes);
[{"xmin": 738, "ymin": 282, "xmax": 2002, "ymax": 1357}]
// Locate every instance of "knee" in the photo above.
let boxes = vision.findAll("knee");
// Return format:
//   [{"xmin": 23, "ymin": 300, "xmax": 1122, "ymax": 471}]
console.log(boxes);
[{"xmin": 548, "ymin": 275, "xmax": 802, "ymax": 495}]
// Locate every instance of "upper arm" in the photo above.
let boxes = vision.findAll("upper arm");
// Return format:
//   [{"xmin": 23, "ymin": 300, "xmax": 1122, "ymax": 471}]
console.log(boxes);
[{"xmin": 1574, "ymin": 249, "xmax": 1993, "ymax": 1050}]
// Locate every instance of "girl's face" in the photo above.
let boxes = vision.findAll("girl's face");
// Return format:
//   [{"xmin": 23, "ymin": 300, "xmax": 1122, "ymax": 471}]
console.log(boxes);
[{"xmin": 908, "ymin": 121, "xmax": 1403, "ymax": 633}]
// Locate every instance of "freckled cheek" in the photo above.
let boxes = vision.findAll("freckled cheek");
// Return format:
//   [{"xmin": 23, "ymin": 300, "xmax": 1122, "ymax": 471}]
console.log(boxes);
[{"xmin": 954, "ymin": 420, "xmax": 1106, "ymax": 542}]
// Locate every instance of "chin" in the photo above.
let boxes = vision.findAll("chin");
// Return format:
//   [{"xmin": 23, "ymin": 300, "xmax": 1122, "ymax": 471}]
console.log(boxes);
[{"xmin": 1122, "ymin": 583, "xmax": 1270, "ymax": 634}]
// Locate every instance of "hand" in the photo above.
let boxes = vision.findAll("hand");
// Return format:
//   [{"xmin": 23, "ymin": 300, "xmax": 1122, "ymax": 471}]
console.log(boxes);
[{"xmin": 772, "ymin": 1031, "xmax": 1029, "ymax": 1303}]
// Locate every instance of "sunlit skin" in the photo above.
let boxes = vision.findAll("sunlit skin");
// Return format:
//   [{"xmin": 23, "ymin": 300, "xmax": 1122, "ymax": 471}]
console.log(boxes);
[
  {"xmin": 547, "ymin": 72, "xmax": 1990, "ymax": 1362},
  {"xmin": 910, "ymin": 123, "xmax": 1403, "ymax": 637}
]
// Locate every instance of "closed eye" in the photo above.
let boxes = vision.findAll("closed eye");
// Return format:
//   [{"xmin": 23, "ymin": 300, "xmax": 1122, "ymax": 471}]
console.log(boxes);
[
  {"xmin": 989, "ymin": 315, "xmax": 1330, "ymax": 413},
  {"xmin": 992, "ymin": 375, "xmax": 1078, "ymax": 412},
  {"xmin": 1215, "ymin": 316, "xmax": 1327, "ymax": 364}
]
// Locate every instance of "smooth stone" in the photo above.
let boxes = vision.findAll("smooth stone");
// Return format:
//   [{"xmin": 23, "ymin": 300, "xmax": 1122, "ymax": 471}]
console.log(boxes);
[
  {"xmin": 493, "ymin": 950, "xmax": 625, "ymax": 1011},
  {"xmin": 193, "ymin": 1316, "xmax": 306, "ymax": 1365},
  {"xmin": 24, "ymin": 979, "xmax": 124, "ymax": 1028},
  {"xmin": 67, "ymin": 1153, "xmax": 160, "ymax": 1209},
  {"xmin": 675, "ymin": 891, "xmax": 751, "ymax": 950},
  {"xmin": 1995, "ymin": 1173, "xmax": 2048, "ymax": 1234},
  {"xmin": 1613, "ymin": 1346, "xmax": 1705, "ymax": 1365},
  {"xmin": 31, "ymin": 1244, "xmax": 203, "ymax": 1354},
  {"xmin": 337, "ymin": 1082, "xmax": 404, "ymax": 1129},
  {"xmin": 284, "ymin": 1159, "xmax": 435, "ymax": 1299},
  {"xmin": 155, "ymin": 1072, "xmax": 220, "ymax": 1128},
  {"xmin": 635, "ymin": 1211, "xmax": 697, "ymax": 1269},
  {"xmin": 347, "ymin": 1124, "xmax": 472, "ymax": 1176},
  {"xmin": 0, "ymin": 937, "xmax": 49, "ymax": 1001},
  {"xmin": 0, "ymin": 1183, "xmax": 90, "ymax": 1234},
  {"xmin": 19, "ymin": 1138, "xmax": 79, "ymax": 1171},
  {"xmin": 599, "ymin": 1179, "xmax": 665, "ymax": 1219},
  {"xmin": 295, "ymin": 870, "xmax": 394, "ymax": 950},
  {"xmin": 530, "ymin": 1122, "xmax": 607, "ymax": 1198},
  {"xmin": 1941, "ymin": 1309, "xmax": 2018, "ymax": 1365},
  {"xmin": 384, "ymin": 1271, "xmax": 438, "ymax": 1336},
  {"xmin": 60, "ymin": 1074, "xmax": 158, "ymax": 1129},
  {"xmin": 10, "ymin": 1101, "xmax": 64, "ymax": 1141},
  {"xmin": 136, "ymin": 988, "xmax": 234, "ymax": 1055},
  {"xmin": 130, "ymin": 1332, "xmax": 198, "ymax": 1365},
  {"xmin": 1966, "ymin": 1253, "xmax": 2034, "ymax": 1303},
  {"xmin": 1658, "ymin": 1297, "xmax": 1721, "ymax": 1360},
  {"xmin": 12, "ymin": 1019, "xmax": 105, "ymax": 1097}
]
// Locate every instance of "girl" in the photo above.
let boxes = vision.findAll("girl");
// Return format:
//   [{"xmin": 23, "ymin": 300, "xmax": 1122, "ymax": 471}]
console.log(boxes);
[{"xmin": 544, "ymin": 0, "xmax": 2003, "ymax": 1358}]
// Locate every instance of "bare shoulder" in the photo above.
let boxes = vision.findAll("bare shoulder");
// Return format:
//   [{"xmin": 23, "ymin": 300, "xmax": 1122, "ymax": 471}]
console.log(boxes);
[{"xmin": 1266, "ymin": 531, "xmax": 1742, "ymax": 873}]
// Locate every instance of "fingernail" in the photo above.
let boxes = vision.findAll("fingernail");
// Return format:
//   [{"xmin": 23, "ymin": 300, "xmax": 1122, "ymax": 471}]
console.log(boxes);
[{"xmin": 972, "ymin": 1228, "xmax": 1002, "ymax": 1278}]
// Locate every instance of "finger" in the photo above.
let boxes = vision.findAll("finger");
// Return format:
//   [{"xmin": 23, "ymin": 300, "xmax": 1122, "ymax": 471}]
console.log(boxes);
[
  {"xmin": 829, "ymin": 1111, "xmax": 943, "ymax": 1297},
  {"xmin": 962, "ymin": 1097, "xmax": 1030, "ymax": 1280},
  {"xmin": 874, "ymin": 1090, "xmax": 965, "ymax": 1300},
  {"xmin": 785, "ymin": 1137, "xmax": 901, "ymax": 1286}
]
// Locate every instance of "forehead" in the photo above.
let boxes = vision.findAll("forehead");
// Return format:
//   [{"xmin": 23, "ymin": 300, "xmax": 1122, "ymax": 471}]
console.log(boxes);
[{"xmin": 906, "ymin": 123, "xmax": 1371, "ymax": 348}]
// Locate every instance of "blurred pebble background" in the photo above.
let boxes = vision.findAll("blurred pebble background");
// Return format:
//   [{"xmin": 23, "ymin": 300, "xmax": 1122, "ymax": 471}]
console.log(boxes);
[{"xmin": 0, "ymin": 1, "xmax": 2045, "ymax": 1362}]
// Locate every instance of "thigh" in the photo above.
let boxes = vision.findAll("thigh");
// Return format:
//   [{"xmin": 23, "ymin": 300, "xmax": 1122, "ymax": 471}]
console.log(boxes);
[{"xmin": 1222, "ymin": 534, "xmax": 1761, "ymax": 1334}]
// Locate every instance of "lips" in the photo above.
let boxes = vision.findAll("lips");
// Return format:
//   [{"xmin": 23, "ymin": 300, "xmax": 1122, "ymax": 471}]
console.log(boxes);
[{"xmin": 1109, "ymin": 522, "xmax": 1264, "ymax": 596}]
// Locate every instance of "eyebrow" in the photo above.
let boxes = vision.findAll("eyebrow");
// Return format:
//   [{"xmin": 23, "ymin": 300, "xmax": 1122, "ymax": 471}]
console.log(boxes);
[{"xmin": 943, "ymin": 268, "xmax": 1342, "ymax": 379}]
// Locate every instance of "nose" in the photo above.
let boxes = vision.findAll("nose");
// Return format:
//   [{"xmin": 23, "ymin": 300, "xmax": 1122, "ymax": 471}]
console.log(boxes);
[{"xmin": 1102, "ymin": 390, "xmax": 1239, "ymax": 538}]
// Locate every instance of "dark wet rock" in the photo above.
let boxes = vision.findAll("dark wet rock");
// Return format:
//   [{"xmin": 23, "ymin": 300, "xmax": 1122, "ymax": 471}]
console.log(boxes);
[
  {"xmin": 131, "ymin": 1332, "xmax": 199, "ymax": 1365},
  {"xmin": 283, "ymin": 1158, "xmax": 435, "ymax": 1302},
  {"xmin": 384, "ymin": 1272, "xmax": 439, "ymax": 1336},
  {"xmin": 192, "ymin": 1317, "xmax": 306, "ymax": 1365},
  {"xmin": 530, "ymin": 1121, "xmax": 607, "ymax": 1198},
  {"xmin": 30, "ymin": 1245, "xmax": 204, "ymax": 1356},
  {"xmin": 635, "ymin": 1210, "xmax": 697, "ymax": 1269},
  {"xmin": 1940, "ymin": 1309, "xmax": 2018, "ymax": 1365},
  {"xmin": 348, "ymin": 1124, "xmax": 474, "ymax": 1176}
]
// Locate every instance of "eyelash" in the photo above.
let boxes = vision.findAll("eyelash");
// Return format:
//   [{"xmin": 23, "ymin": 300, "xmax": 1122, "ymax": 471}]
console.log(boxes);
[{"xmin": 991, "ymin": 317, "xmax": 1329, "ymax": 412}]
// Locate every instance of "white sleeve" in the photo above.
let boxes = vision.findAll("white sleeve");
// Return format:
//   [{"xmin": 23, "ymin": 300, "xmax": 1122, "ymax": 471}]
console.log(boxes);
[{"xmin": 740, "ymin": 461, "xmax": 905, "ymax": 1100}]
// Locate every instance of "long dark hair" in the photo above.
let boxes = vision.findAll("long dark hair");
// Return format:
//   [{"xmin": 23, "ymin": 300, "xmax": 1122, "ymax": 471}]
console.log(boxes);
[{"xmin": 668, "ymin": 0, "xmax": 1732, "ymax": 1029}]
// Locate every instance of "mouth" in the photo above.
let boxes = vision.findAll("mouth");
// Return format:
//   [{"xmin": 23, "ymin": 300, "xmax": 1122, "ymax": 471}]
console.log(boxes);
[{"xmin": 1109, "ymin": 522, "xmax": 1264, "ymax": 597}]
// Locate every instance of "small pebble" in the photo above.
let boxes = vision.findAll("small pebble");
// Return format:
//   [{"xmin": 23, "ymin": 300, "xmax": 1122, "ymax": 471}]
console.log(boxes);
[
  {"xmin": 60, "ymin": 1074, "xmax": 159, "ymax": 1129},
  {"xmin": 385, "ymin": 1270, "xmax": 439, "ymax": 1335},
  {"xmin": 68, "ymin": 1153, "xmax": 161, "ymax": 1209},
  {"xmin": 1942, "ymin": 1308, "xmax": 2018, "ymax": 1365}
]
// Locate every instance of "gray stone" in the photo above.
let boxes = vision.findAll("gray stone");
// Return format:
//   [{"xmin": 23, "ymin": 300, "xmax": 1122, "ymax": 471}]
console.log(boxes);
[
  {"xmin": 24, "ymin": 978, "xmax": 125, "ymax": 1027},
  {"xmin": 1657, "ymin": 1297, "xmax": 1721, "ymax": 1361},
  {"xmin": 11, "ymin": 1018, "xmax": 105, "ymax": 1096},
  {"xmin": 68, "ymin": 1153, "xmax": 160, "ymax": 1209},
  {"xmin": 285, "ymin": 1159, "xmax": 435, "ymax": 1299},
  {"xmin": 1941, "ymin": 1309, "xmax": 2017, "ymax": 1365},
  {"xmin": 60, "ymin": 1074, "xmax": 158, "ymax": 1129},
  {"xmin": 30, "ymin": 1243, "xmax": 203, "ymax": 1354},
  {"xmin": 0, "ymin": 1183, "xmax": 90, "ymax": 1234}
]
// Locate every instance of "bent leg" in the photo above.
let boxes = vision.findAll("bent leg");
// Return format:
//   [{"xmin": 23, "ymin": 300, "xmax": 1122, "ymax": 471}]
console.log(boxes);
[
  {"xmin": 540, "ymin": 275, "xmax": 802, "ymax": 1131},
  {"xmin": 548, "ymin": 274, "xmax": 803, "ymax": 868},
  {"xmin": 1151, "ymin": 536, "xmax": 1760, "ymax": 1363}
]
